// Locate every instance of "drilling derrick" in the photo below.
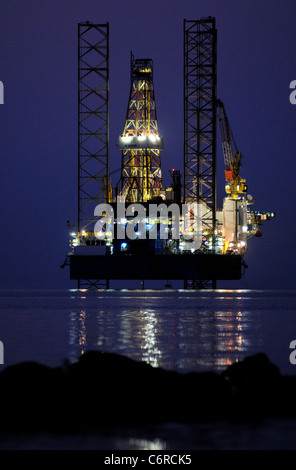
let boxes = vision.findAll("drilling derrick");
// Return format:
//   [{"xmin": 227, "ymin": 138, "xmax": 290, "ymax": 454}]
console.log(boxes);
[{"xmin": 118, "ymin": 53, "xmax": 164, "ymax": 203}]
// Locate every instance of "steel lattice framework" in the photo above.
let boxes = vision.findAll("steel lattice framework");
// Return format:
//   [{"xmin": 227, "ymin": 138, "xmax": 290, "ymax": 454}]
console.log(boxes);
[
  {"xmin": 118, "ymin": 53, "xmax": 163, "ymax": 203},
  {"xmin": 183, "ymin": 18, "xmax": 217, "ymax": 289},
  {"xmin": 78, "ymin": 22, "xmax": 109, "ymax": 290},
  {"xmin": 183, "ymin": 18, "xmax": 217, "ymax": 234},
  {"xmin": 78, "ymin": 22, "xmax": 109, "ymax": 234}
]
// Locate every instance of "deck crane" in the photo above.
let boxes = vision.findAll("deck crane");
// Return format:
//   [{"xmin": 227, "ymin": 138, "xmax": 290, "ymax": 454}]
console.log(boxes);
[
  {"xmin": 217, "ymin": 99, "xmax": 247, "ymax": 199},
  {"xmin": 217, "ymin": 100, "xmax": 275, "ymax": 256},
  {"xmin": 217, "ymin": 99, "xmax": 249, "ymax": 254}
]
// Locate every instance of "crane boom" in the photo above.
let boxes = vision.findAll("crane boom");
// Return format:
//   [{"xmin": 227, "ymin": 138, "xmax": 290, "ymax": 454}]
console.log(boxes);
[
  {"xmin": 217, "ymin": 99, "xmax": 247, "ymax": 199},
  {"xmin": 217, "ymin": 99, "xmax": 233, "ymax": 173}
]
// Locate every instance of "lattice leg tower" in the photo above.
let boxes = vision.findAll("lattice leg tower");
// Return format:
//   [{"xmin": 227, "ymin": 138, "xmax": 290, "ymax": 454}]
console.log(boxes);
[
  {"xmin": 184, "ymin": 18, "xmax": 217, "ymax": 289},
  {"xmin": 78, "ymin": 22, "xmax": 109, "ymax": 289}
]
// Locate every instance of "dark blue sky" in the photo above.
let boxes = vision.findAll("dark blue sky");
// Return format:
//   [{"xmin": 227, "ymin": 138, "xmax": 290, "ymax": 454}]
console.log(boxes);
[{"xmin": 0, "ymin": 0, "xmax": 295, "ymax": 290}]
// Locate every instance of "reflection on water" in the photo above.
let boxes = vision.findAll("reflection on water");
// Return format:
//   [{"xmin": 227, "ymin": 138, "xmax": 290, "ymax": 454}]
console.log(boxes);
[
  {"xmin": 126, "ymin": 437, "xmax": 166, "ymax": 450},
  {"xmin": 140, "ymin": 309, "xmax": 162, "ymax": 367},
  {"xmin": 67, "ymin": 290, "xmax": 262, "ymax": 373},
  {"xmin": 0, "ymin": 288, "xmax": 293, "ymax": 376},
  {"xmin": 69, "ymin": 310, "xmax": 87, "ymax": 360}
]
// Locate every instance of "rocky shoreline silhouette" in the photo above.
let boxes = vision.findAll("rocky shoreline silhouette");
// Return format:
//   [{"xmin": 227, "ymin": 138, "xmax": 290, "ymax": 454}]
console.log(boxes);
[{"xmin": 0, "ymin": 351, "xmax": 294, "ymax": 434}]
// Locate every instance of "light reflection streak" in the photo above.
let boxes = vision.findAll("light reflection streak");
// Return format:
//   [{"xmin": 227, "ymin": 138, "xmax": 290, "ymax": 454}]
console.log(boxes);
[
  {"xmin": 126, "ymin": 437, "xmax": 166, "ymax": 450},
  {"xmin": 137, "ymin": 309, "xmax": 162, "ymax": 368},
  {"xmin": 69, "ymin": 310, "xmax": 87, "ymax": 361},
  {"xmin": 210, "ymin": 310, "xmax": 251, "ymax": 369}
]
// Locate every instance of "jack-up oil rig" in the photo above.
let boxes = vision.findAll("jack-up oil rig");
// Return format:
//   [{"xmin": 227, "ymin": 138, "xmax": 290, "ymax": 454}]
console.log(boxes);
[{"xmin": 62, "ymin": 18, "xmax": 274, "ymax": 289}]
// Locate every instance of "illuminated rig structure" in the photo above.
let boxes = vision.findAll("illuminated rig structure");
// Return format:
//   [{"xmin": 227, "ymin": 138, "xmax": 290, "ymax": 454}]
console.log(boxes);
[
  {"xmin": 63, "ymin": 18, "xmax": 274, "ymax": 289},
  {"xmin": 117, "ymin": 53, "xmax": 163, "ymax": 203}
]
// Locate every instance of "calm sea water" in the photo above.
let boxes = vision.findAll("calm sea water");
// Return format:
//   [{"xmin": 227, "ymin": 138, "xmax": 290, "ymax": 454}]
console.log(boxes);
[{"xmin": 0, "ymin": 288, "xmax": 296, "ymax": 449}]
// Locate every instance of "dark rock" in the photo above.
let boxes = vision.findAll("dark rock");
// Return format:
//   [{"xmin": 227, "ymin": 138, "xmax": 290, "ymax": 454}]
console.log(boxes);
[
  {"xmin": 0, "ymin": 361, "xmax": 66, "ymax": 433},
  {"xmin": 222, "ymin": 353, "xmax": 283, "ymax": 422},
  {"xmin": 0, "ymin": 351, "xmax": 295, "ymax": 434},
  {"xmin": 222, "ymin": 353, "xmax": 281, "ymax": 384}
]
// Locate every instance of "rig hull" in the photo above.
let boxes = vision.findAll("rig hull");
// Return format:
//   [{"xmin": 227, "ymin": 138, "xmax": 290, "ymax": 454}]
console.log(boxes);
[{"xmin": 70, "ymin": 253, "xmax": 242, "ymax": 281}]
